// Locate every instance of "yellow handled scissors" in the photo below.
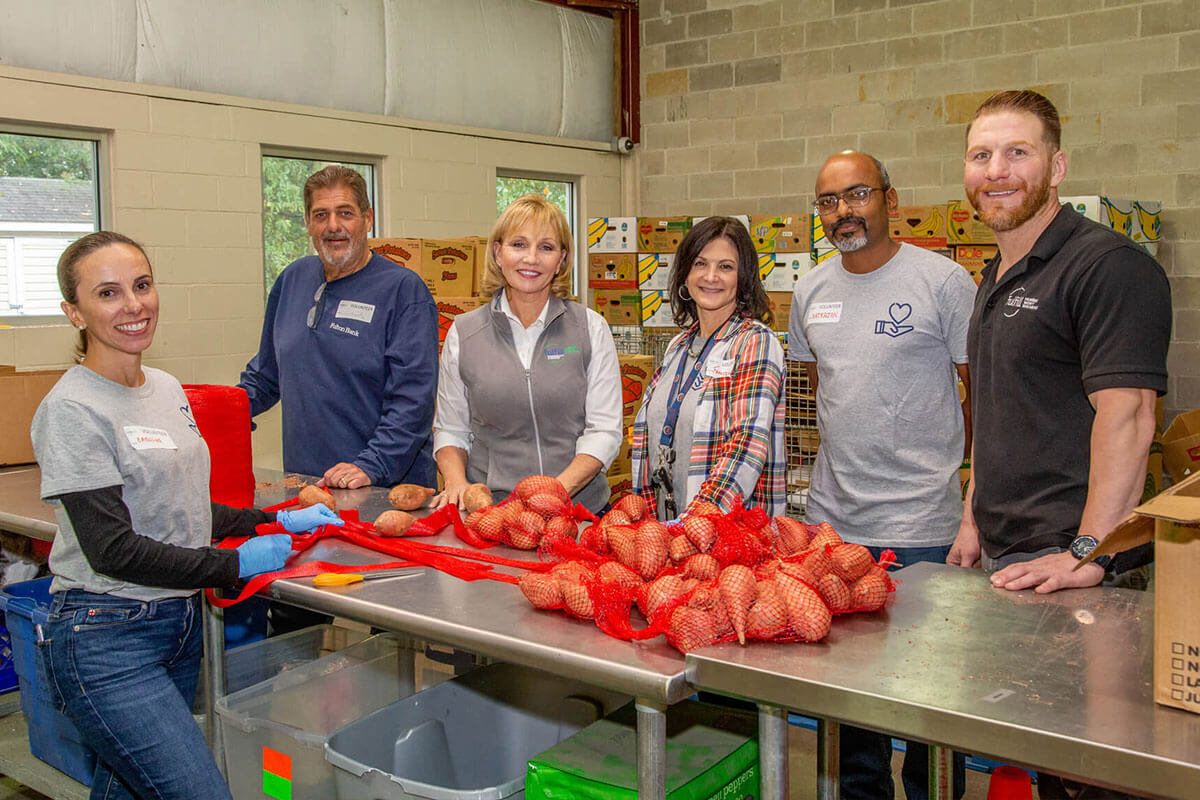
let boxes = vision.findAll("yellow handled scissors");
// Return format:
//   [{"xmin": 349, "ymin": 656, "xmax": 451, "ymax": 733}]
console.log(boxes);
[{"xmin": 312, "ymin": 568, "xmax": 423, "ymax": 587}]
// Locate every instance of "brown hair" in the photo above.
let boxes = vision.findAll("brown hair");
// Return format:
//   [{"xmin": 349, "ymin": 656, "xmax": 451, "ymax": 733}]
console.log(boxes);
[
  {"xmin": 57, "ymin": 231, "xmax": 150, "ymax": 362},
  {"xmin": 303, "ymin": 165, "xmax": 371, "ymax": 215},
  {"xmin": 968, "ymin": 89, "xmax": 1062, "ymax": 150},
  {"xmin": 481, "ymin": 194, "xmax": 572, "ymax": 300},
  {"xmin": 668, "ymin": 216, "xmax": 772, "ymax": 329}
]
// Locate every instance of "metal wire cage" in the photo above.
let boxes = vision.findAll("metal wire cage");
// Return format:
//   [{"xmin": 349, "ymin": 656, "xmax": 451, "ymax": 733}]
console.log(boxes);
[{"xmin": 784, "ymin": 359, "xmax": 817, "ymax": 518}]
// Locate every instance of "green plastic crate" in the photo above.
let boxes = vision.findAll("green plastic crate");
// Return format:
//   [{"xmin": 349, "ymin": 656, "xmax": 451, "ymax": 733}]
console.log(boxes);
[{"xmin": 525, "ymin": 700, "xmax": 759, "ymax": 800}]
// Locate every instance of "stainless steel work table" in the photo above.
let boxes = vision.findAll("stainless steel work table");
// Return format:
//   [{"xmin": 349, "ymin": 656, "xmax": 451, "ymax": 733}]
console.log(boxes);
[
  {"xmin": 218, "ymin": 473, "xmax": 695, "ymax": 800},
  {"xmin": 0, "ymin": 466, "xmax": 56, "ymax": 541},
  {"xmin": 0, "ymin": 466, "xmax": 694, "ymax": 798},
  {"xmin": 687, "ymin": 560, "xmax": 1200, "ymax": 800}
]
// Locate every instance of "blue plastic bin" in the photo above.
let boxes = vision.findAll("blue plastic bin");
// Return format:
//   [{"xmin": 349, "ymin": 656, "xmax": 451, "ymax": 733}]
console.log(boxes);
[
  {"xmin": 0, "ymin": 577, "xmax": 97, "ymax": 784},
  {"xmin": 0, "ymin": 622, "xmax": 17, "ymax": 694}
]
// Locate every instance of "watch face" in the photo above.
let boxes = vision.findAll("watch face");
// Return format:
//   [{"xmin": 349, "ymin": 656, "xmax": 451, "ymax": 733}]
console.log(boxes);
[{"xmin": 1070, "ymin": 535, "xmax": 1099, "ymax": 560}]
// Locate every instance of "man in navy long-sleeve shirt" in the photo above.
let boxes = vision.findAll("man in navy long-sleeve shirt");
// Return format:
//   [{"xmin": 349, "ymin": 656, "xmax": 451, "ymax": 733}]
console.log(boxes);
[{"xmin": 240, "ymin": 165, "xmax": 437, "ymax": 490}]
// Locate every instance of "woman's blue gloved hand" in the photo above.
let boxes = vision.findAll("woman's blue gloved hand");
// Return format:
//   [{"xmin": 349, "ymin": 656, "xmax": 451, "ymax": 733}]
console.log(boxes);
[
  {"xmin": 276, "ymin": 504, "xmax": 344, "ymax": 533},
  {"xmin": 236, "ymin": 534, "xmax": 293, "ymax": 578}
]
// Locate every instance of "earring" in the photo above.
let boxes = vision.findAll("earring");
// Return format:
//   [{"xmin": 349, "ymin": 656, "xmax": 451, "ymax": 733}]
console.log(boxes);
[{"xmin": 678, "ymin": 285, "xmax": 693, "ymax": 302}]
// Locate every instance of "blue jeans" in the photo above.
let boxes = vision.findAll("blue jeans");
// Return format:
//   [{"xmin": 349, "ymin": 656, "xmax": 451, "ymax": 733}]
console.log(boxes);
[
  {"xmin": 840, "ymin": 544, "xmax": 967, "ymax": 800},
  {"xmin": 43, "ymin": 590, "xmax": 232, "ymax": 800}
]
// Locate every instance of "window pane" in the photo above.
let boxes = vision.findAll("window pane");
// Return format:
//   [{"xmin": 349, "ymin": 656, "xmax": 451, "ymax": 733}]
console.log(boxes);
[
  {"xmin": 496, "ymin": 175, "xmax": 576, "ymax": 292},
  {"xmin": 261, "ymin": 156, "xmax": 375, "ymax": 293},
  {"xmin": 0, "ymin": 132, "xmax": 100, "ymax": 316},
  {"xmin": 496, "ymin": 176, "xmax": 572, "ymax": 223}
]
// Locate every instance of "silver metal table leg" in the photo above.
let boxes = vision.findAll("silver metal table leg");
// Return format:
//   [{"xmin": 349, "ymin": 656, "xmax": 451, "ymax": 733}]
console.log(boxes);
[
  {"xmin": 757, "ymin": 703, "xmax": 788, "ymax": 800},
  {"xmin": 929, "ymin": 743, "xmax": 951, "ymax": 800},
  {"xmin": 203, "ymin": 594, "xmax": 227, "ymax": 776},
  {"xmin": 816, "ymin": 717, "xmax": 840, "ymax": 800},
  {"xmin": 636, "ymin": 699, "xmax": 667, "ymax": 800}
]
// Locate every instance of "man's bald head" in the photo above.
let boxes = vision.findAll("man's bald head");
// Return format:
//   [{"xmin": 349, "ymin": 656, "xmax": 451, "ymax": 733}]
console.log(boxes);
[
  {"xmin": 816, "ymin": 150, "xmax": 891, "ymax": 194},
  {"xmin": 813, "ymin": 150, "xmax": 897, "ymax": 256}
]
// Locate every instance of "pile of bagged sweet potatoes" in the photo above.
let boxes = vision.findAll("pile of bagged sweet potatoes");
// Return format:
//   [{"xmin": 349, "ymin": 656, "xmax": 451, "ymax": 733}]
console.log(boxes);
[{"xmin": 463, "ymin": 476, "xmax": 894, "ymax": 653}]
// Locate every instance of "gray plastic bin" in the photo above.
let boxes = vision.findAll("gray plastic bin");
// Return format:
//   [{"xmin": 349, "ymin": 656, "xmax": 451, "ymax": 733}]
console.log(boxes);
[
  {"xmin": 325, "ymin": 662, "xmax": 630, "ymax": 800},
  {"xmin": 217, "ymin": 631, "xmax": 412, "ymax": 800}
]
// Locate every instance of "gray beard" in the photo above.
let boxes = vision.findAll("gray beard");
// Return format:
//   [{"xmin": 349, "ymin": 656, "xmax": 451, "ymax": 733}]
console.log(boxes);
[{"xmin": 832, "ymin": 231, "xmax": 868, "ymax": 252}]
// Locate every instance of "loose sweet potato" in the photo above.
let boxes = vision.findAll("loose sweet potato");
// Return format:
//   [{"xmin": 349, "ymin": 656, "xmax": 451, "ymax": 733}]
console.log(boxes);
[
  {"xmin": 374, "ymin": 510, "xmax": 416, "ymax": 537},
  {"xmin": 388, "ymin": 484, "xmax": 435, "ymax": 511},
  {"xmin": 462, "ymin": 483, "xmax": 494, "ymax": 514},
  {"xmin": 297, "ymin": 485, "xmax": 336, "ymax": 511}
]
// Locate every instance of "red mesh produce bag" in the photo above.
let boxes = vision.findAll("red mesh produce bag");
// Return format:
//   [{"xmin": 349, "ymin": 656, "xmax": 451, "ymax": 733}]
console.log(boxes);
[
  {"xmin": 460, "ymin": 475, "xmax": 597, "ymax": 551},
  {"xmin": 513, "ymin": 495, "xmax": 899, "ymax": 653}
]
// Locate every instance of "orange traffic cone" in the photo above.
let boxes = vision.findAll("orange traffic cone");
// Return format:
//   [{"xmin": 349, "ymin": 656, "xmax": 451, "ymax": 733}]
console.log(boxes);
[{"xmin": 987, "ymin": 765, "xmax": 1033, "ymax": 800}]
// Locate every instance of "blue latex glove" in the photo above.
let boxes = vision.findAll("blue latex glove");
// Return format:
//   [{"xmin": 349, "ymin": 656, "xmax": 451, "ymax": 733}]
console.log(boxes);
[
  {"xmin": 276, "ymin": 504, "xmax": 344, "ymax": 533},
  {"xmin": 663, "ymin": 517, "xmax": 682, "ymax": 532},
  {"xmin": 236, "ymin": 534, "xmax": 293, "ymax": 578}
]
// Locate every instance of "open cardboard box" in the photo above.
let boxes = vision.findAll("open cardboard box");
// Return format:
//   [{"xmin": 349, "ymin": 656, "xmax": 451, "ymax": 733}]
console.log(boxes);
[
  {"xmin": 1162, "ymin": 408, "xmax": 1200, "ymax": 482},
  {"xmin": 1083, "ymin": 470, "xmax": 1200, "ymax": 713}
]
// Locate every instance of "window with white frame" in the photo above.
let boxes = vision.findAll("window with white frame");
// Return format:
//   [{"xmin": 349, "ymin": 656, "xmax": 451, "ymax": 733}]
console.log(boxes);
[
  {"xmin": 261, "ymin": 154, "xmax": 376, "ymax": 295},
  {"xmin": 0, "ymin": 132, "xmax": 100, "ymax": 317},
  {"xmin": 496, "ymin": 173, "xmax": 577, "ymax": 293}
]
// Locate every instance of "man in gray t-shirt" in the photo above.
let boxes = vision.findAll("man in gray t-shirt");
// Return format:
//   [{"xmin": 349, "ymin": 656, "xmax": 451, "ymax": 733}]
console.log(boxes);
[{"xmin": 788, "ymin": 151, "xmax": 975, "ymax": 800}]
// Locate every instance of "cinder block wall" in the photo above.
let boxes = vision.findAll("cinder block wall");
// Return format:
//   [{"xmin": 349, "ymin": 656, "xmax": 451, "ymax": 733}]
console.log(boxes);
[{"xmin": 639, "ymin": 0, "xmax": 1199, "ymax": 419}]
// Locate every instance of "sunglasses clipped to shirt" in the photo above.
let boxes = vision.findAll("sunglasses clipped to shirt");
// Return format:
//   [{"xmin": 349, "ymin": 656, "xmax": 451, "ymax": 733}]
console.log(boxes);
[{"xmin": 306, "ymin": 282, "xmax": 328, "ymax": 330}]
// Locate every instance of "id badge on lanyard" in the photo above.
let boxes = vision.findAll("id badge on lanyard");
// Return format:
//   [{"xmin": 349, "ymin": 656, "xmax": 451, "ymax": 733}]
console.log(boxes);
[{"xmin": 649, "ymin": 333, "xmax": 716, "ymax": 517}]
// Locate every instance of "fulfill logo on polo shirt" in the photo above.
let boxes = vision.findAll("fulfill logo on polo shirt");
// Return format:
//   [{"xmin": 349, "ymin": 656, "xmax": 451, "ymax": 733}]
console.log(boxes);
[{"xmin": 1004, "ymin": 286, "xmax": 1040, "ymax": 318}]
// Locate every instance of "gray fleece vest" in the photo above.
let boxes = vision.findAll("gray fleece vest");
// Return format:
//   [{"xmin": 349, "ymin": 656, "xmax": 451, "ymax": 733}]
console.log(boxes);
[{"xmin": 456, "ymin": 295, "xmax": 609, "ymax": 512}]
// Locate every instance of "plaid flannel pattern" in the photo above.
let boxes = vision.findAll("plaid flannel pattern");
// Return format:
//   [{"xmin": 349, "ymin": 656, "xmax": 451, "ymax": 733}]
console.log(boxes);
[{"xmin": 631, "ymin": 315, "xmax": 786, "ymax": 516}]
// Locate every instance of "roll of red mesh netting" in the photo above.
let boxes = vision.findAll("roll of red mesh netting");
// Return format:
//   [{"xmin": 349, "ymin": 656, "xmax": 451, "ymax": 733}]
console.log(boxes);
[{"xmin": 183, "ymin": 384, "xmax": 255, "ymax": 508}]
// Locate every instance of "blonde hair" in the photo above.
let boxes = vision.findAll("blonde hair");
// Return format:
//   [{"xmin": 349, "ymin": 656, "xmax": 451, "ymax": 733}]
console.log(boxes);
[{"xmin": 480, "ymin": 194, "xmax": 572, "ymax": 300}]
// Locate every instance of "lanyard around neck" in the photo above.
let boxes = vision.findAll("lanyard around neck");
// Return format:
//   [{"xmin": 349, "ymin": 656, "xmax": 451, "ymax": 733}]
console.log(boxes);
[{"xmin": 658, "ymin": 332, "xmax": 717, "ymax": 450}]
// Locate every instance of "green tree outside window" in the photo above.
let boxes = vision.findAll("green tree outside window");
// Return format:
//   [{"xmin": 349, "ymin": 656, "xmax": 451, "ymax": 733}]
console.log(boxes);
[{"xmin": 261, "ymin": 156, "xmax": 373, "ymax": 293}]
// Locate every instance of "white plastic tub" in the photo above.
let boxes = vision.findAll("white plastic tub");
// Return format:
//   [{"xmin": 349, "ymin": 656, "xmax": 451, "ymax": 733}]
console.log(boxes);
[
  {"xmin": 325, "ymin": 662, "xmax": 629, "ymax": 800},
  {"xmin": 217, "ymin": 631, "xmax": 414, "ymax": 800}
]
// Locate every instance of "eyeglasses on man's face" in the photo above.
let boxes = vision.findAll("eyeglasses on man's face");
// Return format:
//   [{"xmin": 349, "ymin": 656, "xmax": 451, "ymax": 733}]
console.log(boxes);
[
  {"xmin": 306, "ymin": 281, "xmax": 327, "ymax": 331},
  {"xmin": 813, "ymin": 186, "xmax": 887, "ymax": 214}
]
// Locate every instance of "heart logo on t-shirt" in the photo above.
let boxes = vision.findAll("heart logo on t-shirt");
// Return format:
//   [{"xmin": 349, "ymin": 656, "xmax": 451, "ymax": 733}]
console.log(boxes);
[{"xmin": 888, "ymin": 303, "xmax": 912, "ymax": 324}]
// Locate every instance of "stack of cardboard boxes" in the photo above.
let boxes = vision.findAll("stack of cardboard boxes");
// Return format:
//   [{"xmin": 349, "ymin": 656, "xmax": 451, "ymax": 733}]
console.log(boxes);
[
  {"xmin": 368, "ymin": 235, "xmax": 488, "ymax": 350},
  {"xmin": 1062, "ymin": 196, "xmax": 1161, "ymax": 256},
  {"xmin": 749, "ymin": 214, "xmax": 809, "ymax": 331},
  {"xmin": 589, "ymin": 215, "xmax": 807, "ymax": 334},
  {"xmin": 813, "ymin": 196, "xmax": 1162, "ymax": 287},
  {"xmin": 634, "ymin": 216, "xmax": 690, "ymax": 328},
  {"xmin": 587, "ymin": 217, "xmax": 641, "ymax": 327},
  {"xmin": 812, "ymin": 201, "xmax": 997, "ymax": 283}
]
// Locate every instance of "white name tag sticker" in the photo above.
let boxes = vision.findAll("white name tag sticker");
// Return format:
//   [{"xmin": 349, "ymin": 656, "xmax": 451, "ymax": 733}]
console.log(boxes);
[
  {"xmin": 807, "ymin": 302, "xmax": 842, "ymax": 324},
  {"xmin": 706, "ymin": 358, "xmax": 736, "ymax": 378},
  {"xmin": 335, "ymin": 300, "xmax": 375, "ymax": 323},
  {"xmin": 123, "ymin": 426, "xmax": 177, "ymax": 450}
]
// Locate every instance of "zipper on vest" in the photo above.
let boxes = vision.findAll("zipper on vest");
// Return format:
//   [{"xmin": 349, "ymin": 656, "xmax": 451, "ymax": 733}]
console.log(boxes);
[{"xmin": 525, "ymin": 368, "xmax": 544, "ymax": 474}]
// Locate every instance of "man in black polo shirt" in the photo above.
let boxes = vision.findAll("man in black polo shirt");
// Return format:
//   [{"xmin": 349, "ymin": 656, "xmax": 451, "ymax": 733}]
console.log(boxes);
[
  {"xmin": 948, "ymin": 89, "xmax": 1170, "ymax": 599},
  {"xmin": 950, "ymin": 87, "xmax": 1171, "ymax": 800}
]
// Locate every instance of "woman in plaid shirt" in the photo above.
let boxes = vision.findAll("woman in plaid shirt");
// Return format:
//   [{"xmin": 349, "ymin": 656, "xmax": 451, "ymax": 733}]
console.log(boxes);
[{"xmin": 631, "ymin": 216, "xmax": 786, "ymax": 519}]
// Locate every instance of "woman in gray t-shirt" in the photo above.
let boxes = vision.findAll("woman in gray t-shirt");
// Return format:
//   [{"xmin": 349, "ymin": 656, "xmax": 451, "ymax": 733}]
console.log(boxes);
[{"xmin": 31, "ymin": 232, "xmax": 337, "ymax": 800}]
